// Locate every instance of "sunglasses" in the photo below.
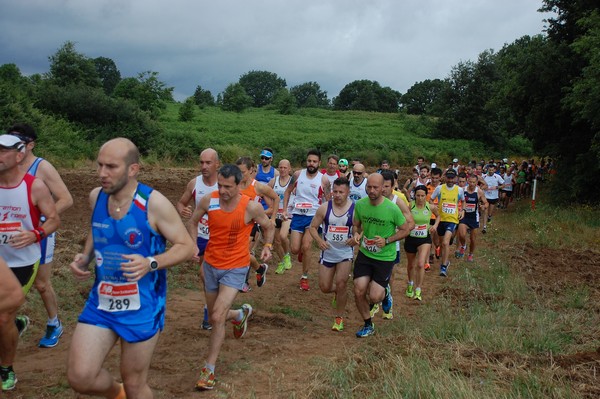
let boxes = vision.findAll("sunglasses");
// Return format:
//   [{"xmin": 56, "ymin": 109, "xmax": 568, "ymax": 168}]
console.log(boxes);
[
  {"xmin": 354, "ymin": 172, "xmax": 363, "ymax": 175},
  {"xmin": 260, "ymin": 156, "xmax": 271, "ymax": 160}
]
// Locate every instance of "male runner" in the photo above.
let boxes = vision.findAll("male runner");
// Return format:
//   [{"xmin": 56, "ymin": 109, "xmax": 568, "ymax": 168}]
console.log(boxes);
[
  {"xmin": 67, "ymin": 138, "xmax": 195, "ymax": 398},
  {"xmin": 429, "ymin": 169, "xmax": 465, "ymax": 277},
  {"xmin": 321, "ymin": 154, "xmax": 341, "ymax": 187},
  {"xmin": 9, "ymin": 123, "xmax": 73, "ymax": 348},
  {"xmin": 269, "ymin": 159, "xmax": 293, "ymax": 274},
  {"xmin": 309, "ymin": 177, "xmax": 355, "ymax": 331},
  {"xmin": 457, "ymin": 175, "xmax": 488, "ymax": 262},
  {"xmin": 349, "ymin": 163, "xmax": 367, "ymax": 202},
  {"xmin": 176, "ymin": 148, "xmax": 219, "ymax": 330},
  {"xmin": 255, "ymin": 147, "xmax": 278, "ymax": 184},
  {"xmin": 352, "ymin": 174, "xmax": 409, "ymax": 337},
  {"xmin": 188, "ymin": 164, "xmax": 274, "ymax": 391},
  {"xmin": 283, "ymin": 149, "xmax": 331, "ymax": 291},
  {"xmin": 0, "ymin": 134, "xmax": 60, "ymax": 391},
  {"xmin": 481, "ymin": 164, "xmax": 504, "ymax": 233},
  {"xmin": 338, "ymin": 158, "xmax": 350, "ymax": 179}
]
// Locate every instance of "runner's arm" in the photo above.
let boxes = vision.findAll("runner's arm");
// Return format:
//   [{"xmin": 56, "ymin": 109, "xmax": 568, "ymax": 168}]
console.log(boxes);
[
  {"xmin": 256, "ymin": 181, "xmax": 279, "ymax": 221},
  {"xmin": 396, "ymin": 198, "xmax": 415, "ymax": 232},
  {"xmin": 308, "ymin": 203, "xmax": 329, "ymax": 250},
  {"xmin": 38, "ymin": 161, "xmax": 73, "ymax": 214},
  {"xmin": 70, "ymin": 188, "xmax": 101, "ymax": 281},
  {"xmin": 282, "ymin": 171, "xmax": 299, "ymax": 218},
  {"xmin": 322, "ymin": 175, "xmax": 332, "ymax": 202},
  {"xmin": 176, "ymin": 178, "xmax": 196, "ymax": 219},
  {"xmin": 248, "ymin": 201, "xmax": 274, "ymax": 262}
]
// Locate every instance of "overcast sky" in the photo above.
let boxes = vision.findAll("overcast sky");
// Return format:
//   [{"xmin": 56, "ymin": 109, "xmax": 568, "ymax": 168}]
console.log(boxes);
[{"xmin": 0, "ymin": 1, "xmax": 552, "ymax": 101}]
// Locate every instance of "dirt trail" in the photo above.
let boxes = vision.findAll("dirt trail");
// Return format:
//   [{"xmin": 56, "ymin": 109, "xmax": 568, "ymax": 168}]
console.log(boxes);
[{"xmin": 8, "ymin": 167, "xmax": 598, "ymax": 398}]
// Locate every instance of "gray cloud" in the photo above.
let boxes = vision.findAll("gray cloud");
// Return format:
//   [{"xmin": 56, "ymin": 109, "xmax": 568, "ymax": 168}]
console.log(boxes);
[{"xmin": 0, "ymin": 0, "xmax": 551, "ymax": 101}]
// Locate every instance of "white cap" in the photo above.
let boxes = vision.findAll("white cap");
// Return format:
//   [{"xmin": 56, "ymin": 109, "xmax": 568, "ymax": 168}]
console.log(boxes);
[
  {"xmin": 431, "ymin": 162, "xmax": 437, "ymax": 169},
  {"xmin": 453, "ymin": 158, "xmax": 458, "ymax": 163},
  {"xmin": 0, "ymin": 134, "xmax": 24, "ymax": 150}
]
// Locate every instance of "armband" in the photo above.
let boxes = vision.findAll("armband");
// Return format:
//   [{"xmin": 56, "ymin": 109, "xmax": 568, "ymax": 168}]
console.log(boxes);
[
  {"xmin": 264, "ymin": 243, "xmax": 273, "ymax": 249},
  {"xmin": 31, "ymin": 229, "xmax": 42, "ymax": 242}
]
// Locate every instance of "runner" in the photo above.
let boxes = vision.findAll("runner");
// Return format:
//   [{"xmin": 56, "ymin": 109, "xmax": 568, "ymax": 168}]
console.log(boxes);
[
  {"xmin": 349, "ymin": 163, "xmax": 367, "ymax": 202},
  {"xmin": 352, "ymin": 174, "xmax": 409, "ymax": 337},
  {"xmin": 282, "ymin": 149, "xmax": 331, "ymax": 291},
  {"xmin": 405, "ymin": 185, "xmax": 439, "ymax": 301},
  {"xmin": 500, "ymin": 165, "xmax": 515, "ymax": 210},
  {"xmin": 321, "ymin": 154, "xmax": 341, "ymax": 187},
  {"xmin": 338, "ymin": 158, "xmax": 350, "ymax": 179},
  {"xmin": 481, "ymin": 164, "xmax": 504, "ymax": 234},
  {"xmin": 429, "ymin": 169, "xmax": 465, "ymax": 277},
  {"xmin": 187, "ymin": 164, "xmax": 274, "ymax": 391},
  {"xmin": 67, "ymin": 138, "xmax": 195, "ymax": 398},
  {"xmin": 269, "ymin": 159, "xmax": 293, "ymax": 274},
  {"xmin": 0, "ymin": 134, "xmax": 59, "ymax": 391},
  {"xmin": 9, "ymin": 123, "xmax": 73, "ymax": 348},
  {"xmin": 236, "ymin": 157, "xmax": 279, "ymax": 288},
  {"xmin": 176, "ymin": 148, "xmax": 219, "ymax": 330},
  {"xmin": 457, "ymin": 174, "xmax": 488, "ymax": 262},
  {"xmin": 426, "ymin": 167, "xmax": 442, "ymax": 269},
  {"xmin": 308, "ymin": 177, "xmax": 355, "ymax": 331},
  {"xmin": 255, "ymin": 147, "xmax": 279, "ymax": 184}
]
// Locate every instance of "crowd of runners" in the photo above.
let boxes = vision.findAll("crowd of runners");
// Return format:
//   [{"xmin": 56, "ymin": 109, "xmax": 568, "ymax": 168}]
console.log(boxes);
[{"xmin": 0, "ymin": 126, "xmax": 549, "ymax": 396}]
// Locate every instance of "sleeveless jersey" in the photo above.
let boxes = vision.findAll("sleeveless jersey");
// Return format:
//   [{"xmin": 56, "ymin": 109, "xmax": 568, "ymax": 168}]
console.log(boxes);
[
  {"xmin": 291, "ymin": 170, "xmax": 323, "ymax": 217},
  {"xmin": 88, "ymin": 183, "xmax": 167, "ymax": 325},
  {"xmin": 204, "ymin": 192, "xmax": 254, "ymax": 269},
  {"xmin": 273, "ymin": 176, "xmax": 292, "ymax": 219},
  {"xmin": 463, "ymin": 187, "xmax": 481, "ymax": 223},
  {"xmin": 321, "ymin": 200, "xmax": 354, "ymax": 263},
  {"xmin": 241, "ymin": 180, "xmax": 261, "ymax": 202},
  {"xmin": 193, "ymin": 176, "xmax": 218, "ymax": 239},
  {"xmin": 255, "ymin": 165, "xmax": 275, "ymax": 184},
  {"xmin": 502, "ymin": 172, "xmax": 513, "ymax": 191},
  {"xmin": 27, "ymin": 157, "xmax": 44, "ymax": 176},
  {"xmin": 349, "ymin": 178, "xmax": 367, "ymax": 202},
  {"xmin": 433, "ymin": 184, "xmax": 463, "ymax": 224},
  {"xmin": 409, "ymin": 202, "xmax": 432, "ymax": 239},
  {"xmin": 323, "ymin": 170, "xmax": 341, "ymax": 187},
  {"xmin": 0, "ymin": 174, "xmax": 41, "ymax": 267}
]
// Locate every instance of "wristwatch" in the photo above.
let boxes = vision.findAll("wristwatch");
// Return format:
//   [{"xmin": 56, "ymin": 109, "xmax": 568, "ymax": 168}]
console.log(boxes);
[
  {"xmin": 148, "ymin": 256, "xmax": 159, "ymax": 272},
  {"xmin": 385, "ymin": 237, "xmax": 390, "ymax": 245}
]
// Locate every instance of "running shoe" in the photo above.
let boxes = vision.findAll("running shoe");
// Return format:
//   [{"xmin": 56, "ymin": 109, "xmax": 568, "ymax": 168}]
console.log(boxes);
[
  {"xmin": 299, "ymin": 277, "xmax": 310, "ymax": 291},
  {"xmin": 232, "ymin": 304, "xmax": 253, "ymax": 339},
  {"xmin": 0, "ymin": 367, "xmax": 16, "ymax": 391},
  {"xmin": 381, "ymin": 285, "xmax": 393, "ymax": 314},
  {"xmin": 435, "ymin": 246, "xmax": 441, "ymax": 259},
  {"xmin": 467, "ymin": 254, "xmax": 474, "ymax": 262},
  {"xmin": 283, "ymin": 253, "xmax": 292, "ymax": 270},
  {"xmin": 482, "ymin": 226, "xmax": 487, "ymax": 234},
  {"xmin": 275, "ymin": 261, "xmax": 286, "ymax": 274},
  {"xmin": 455, "ymin": 246, "xmax": 465, "ymax": 259},
  {"xmin": 487, "ymin": 216, "xmax": 492, "ymax": 224},
  {"xmin": 256, "ymin": 264, "xmax": 268, "ymax": 287},
  {"xmin": 332, "ymin": 316, "xmax": 344, "ymax": 331},
  {"xmin": 440, "ymin": 264, "xmax": 448, "ymax": 277},
  {"xmin": 195, "ymin": 367, "xmax": 215, "ymax": 391},
  {"xmin": 38, "ymin": 321, "xmax": 64, "ymax": 348},
  {"xmin": 355, "ymin": 324, "xmax": 375, "ymax": 338},
  {"xmin": 369, "ymin": 303, "xmax": 380, "ymax": 318},
  {"xmin": 15, "ymin": 315, "xmax": 29, "ymax": 338},
  {"xmin": 405, "ymin": 284, "xmax": 414, "ymax": 298},
  {"xmin": 424, "ymin": 263, "xmax": 431, "ymax": 272},
  {"xmin": 414, "ymin": 288, "xmax": 422, "ymax": 301},
  {"xmin": 201, "ymin": 320, "xmax": 212, "ymax": 330},
  {"xmin": 382, "ymin": 310, "xmax": 393, "ymax": 320}
]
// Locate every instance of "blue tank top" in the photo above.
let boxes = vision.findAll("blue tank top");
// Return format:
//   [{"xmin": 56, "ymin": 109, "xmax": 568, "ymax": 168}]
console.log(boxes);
[
  {"xmin": 87, "ymin": 183, "xmax": 167, "ymax": 325},
  {"xmin": 463, "ymin": 188, "xmax": 480, "ymax": 221},
  {"xmin": 256, "ymin": 166, "xmax": 275, "ymax": 184},
  {"xmin": 27, "ymin": 157, "xmax": 44, "ymax": 176}
]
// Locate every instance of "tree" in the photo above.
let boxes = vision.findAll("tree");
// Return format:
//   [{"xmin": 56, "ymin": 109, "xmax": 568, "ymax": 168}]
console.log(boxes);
[
  {"xmin": 47, "ymin": 41, "xmax": 100, "ymax": 88},
  {"xmin": 400, "ymin": 79, "xmax": 448, "ymax": 116},
  {"xmin": 273, "ymin": 88, "xmax": 296, "ymax": 115},
  {"xmin": 221, "ymin": 83, "xmax": 252, "ymax": 112},
  {"xmin": 290, "ymin": 82, "xmax": 329, "ymax": 108},
  {"xmin": 113, "ymin": 71, "xmax": 173, "ymax": 117},
  {"xmin": 193, "ymin": 85, "xmax": 215, "ymax": 108},
  {"xmin": 94, "ymin": 57, "xmax": 121, "ymax": 95},
  {"xmin": 333, "ymin": 80, "xmax": 400, "ymax": 112},
  {"xmin": 179, "ymin": 97, "xmax": 196, "ymax": 121},
  {"xmin": 238, "ymin": 70, "xmax": 286, "ymax": 107}
]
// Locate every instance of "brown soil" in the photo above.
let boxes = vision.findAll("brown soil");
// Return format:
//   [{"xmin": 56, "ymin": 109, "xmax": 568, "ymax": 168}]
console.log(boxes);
[{"xmin": 7, "ymin": 167, "xmax": 600, "ymax": 398}]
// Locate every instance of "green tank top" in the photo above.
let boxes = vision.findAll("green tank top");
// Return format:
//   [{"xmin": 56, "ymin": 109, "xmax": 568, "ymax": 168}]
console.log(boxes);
[{"xmin": 409, "ymin": 202, "xmax": 431, "ymax": 238}]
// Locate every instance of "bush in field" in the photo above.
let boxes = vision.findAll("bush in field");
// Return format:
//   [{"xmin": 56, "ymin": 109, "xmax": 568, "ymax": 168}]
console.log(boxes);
[
  {"xmin": 239, "ymin": 70, "xmax": 286, "ymax": 107},
  {"xmin": 193, "ymin": 85, "xmax": 215, "ymax": 108},
  {"xmin": 273, "ymin": 89, "xmax": 296, "ymax": 115},
  {"xmin": 221, "ymin": 83, "xmax": 252, "ymax": 112},
  {"xmin": 179, "ymin": 97, "xmax": 196, "ymax": 121}
]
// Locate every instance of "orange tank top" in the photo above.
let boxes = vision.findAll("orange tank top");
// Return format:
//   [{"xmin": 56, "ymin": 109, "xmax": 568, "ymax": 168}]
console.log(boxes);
[
  {"xmin": 204, "ymin": 191, "xmax": 254, "ymax": 269},
  {"xmin": 241, "ymin": 179, "xmax": 260, "ymax": 202}
]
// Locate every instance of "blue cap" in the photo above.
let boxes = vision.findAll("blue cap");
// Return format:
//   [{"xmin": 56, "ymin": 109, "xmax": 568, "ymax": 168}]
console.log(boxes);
[{"xmin": 260, "ymin": 149, "xmax": 273, "ymax": 158}]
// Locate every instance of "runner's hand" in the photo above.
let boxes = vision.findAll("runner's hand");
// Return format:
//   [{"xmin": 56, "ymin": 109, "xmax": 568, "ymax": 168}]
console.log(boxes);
[
  {"xmin": 180, "ymin": 205, "xmax": 193, "ymax": 219},
  {"xmin": 9, "ymin": 229, "xmax": 37, "ymax": 249},
  {"xmin": 260, "ymin": 246, "xmax": 272, "ymax": 262},
  {"xmin": 317, "ymin": 239, "xmax": 330, "ymax": 251},
  {"xmin": 70, "ymin": 253, "xmax": 92, "ymax": 281},
  {"xmin": 121, "ymin": 254, "xmax": 150, "ymax": 282}
]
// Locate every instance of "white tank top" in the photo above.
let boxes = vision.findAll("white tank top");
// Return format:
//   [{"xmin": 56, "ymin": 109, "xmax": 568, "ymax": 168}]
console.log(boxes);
[
  {"xmin": 273, "ymin": 176, "xmax": 292, "ymax": 218},
  {"xmin": 321, "ymin": 200, "xmax": 355, "ymax": 263},
  {"xmin": 0, "ymin": 175, "xmax": 41, "ymax": 267},
  {"xmin": 349, "ymin": 178, "xmax": 367, "ymax": 202},
  {"xmin": 292, "ymin": 170, "xmax": 323, "ymax": 217},
  {"xmin": 193, "ymin": 176, "xmax": 218, "ymax": 239}
]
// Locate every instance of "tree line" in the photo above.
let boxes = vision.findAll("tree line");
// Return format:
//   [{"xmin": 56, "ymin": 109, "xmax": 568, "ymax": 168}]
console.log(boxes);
[{"xmin": 0, "ymin": 0, "xmax": 597, "ymax": 203}]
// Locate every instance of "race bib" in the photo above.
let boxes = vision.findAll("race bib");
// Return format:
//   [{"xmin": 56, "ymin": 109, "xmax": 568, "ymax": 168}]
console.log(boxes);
[
  {"xmin": 442, "ymin": 202, "xmax": 457, "ymax": 215},
  {"xmin": 97, "ymin": 281, "xmax": 141, "ymax": 312},
  {"xmin": 197, "ymin": 216, "xmax": 209, "ymax": 238},
  {"xmin": 325, "ymin": 225, "xmax": 349, "ymax": 243},
  {"xmin": 410, "ymin": 224, "xmax": 428, "ymax": 238},
  {"xmin": 0, "ymin": 221, "xmax": 21, "ymax": 245},
  {"xmin": 295, "ymin": 202, "xmax": 313, "ymax": 214},
  {"xmin": 276, "ymin": 208, "xmax": 284, "ymax": 220},
  {"xmin": 361, "ymin": 237, "xmax": 381, "ymax": 253},
  {"xmin": 465, "ymin": 203, "xmax": 477, "ymax": 213}
]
